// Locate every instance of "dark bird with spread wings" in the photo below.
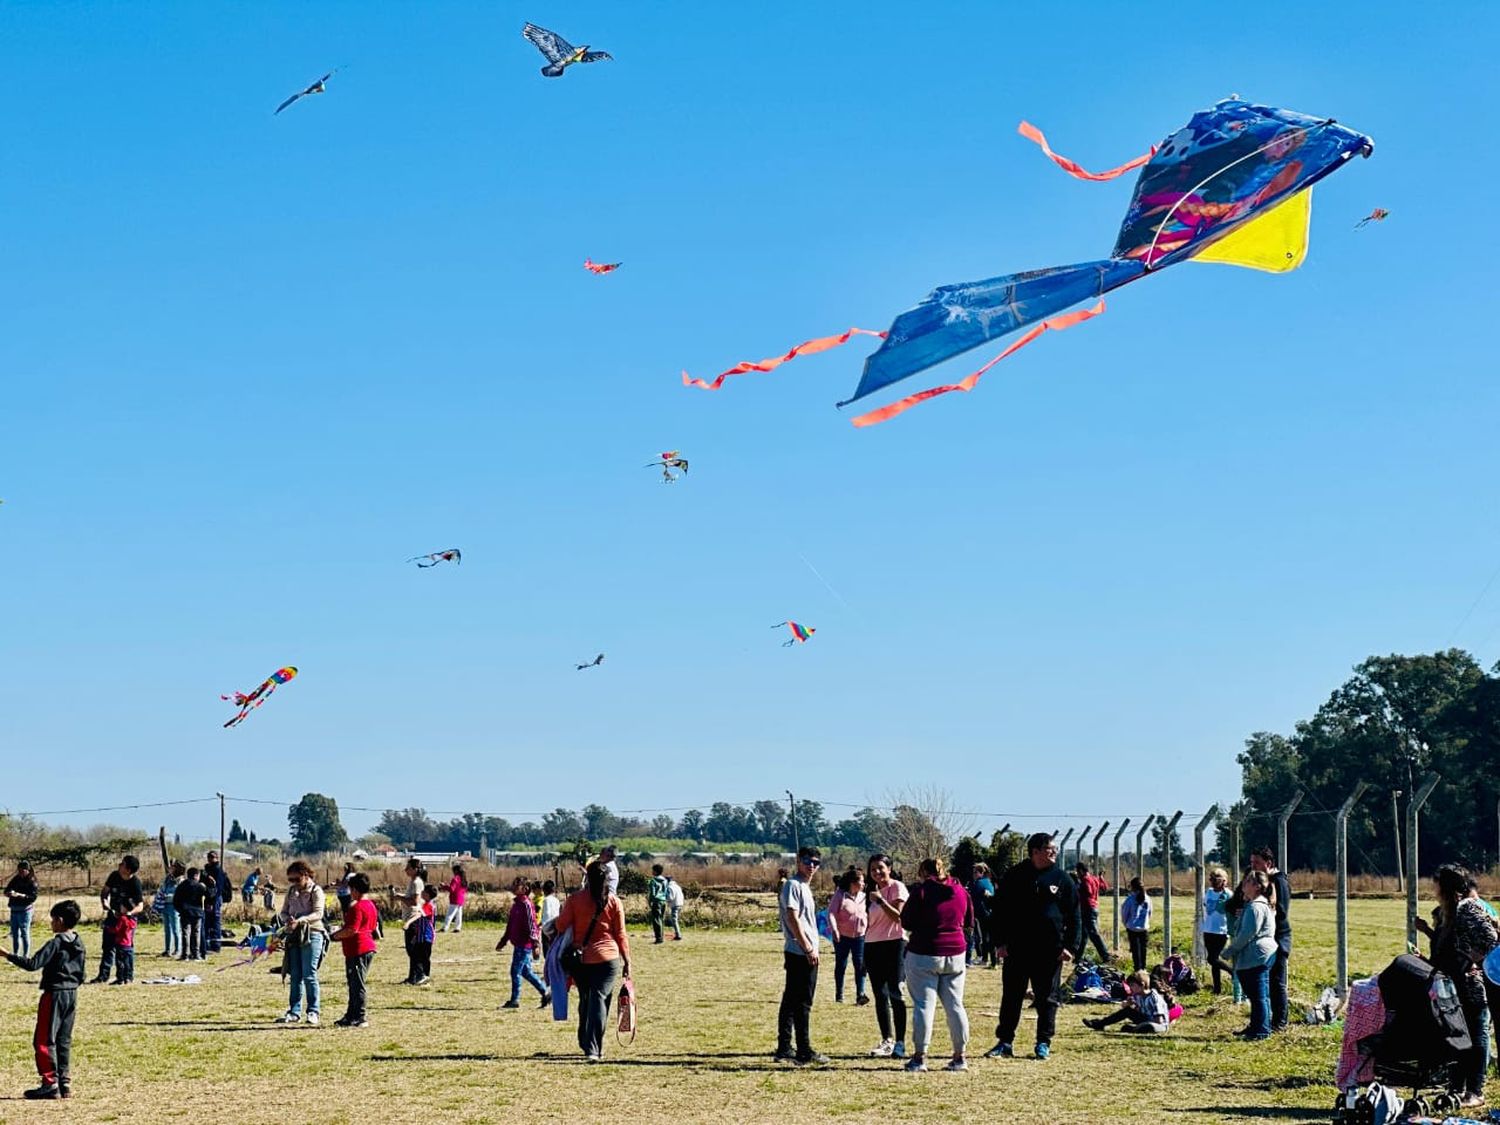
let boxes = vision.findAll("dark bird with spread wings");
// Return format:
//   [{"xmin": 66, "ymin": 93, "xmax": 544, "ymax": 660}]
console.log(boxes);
[
  {"xmin": 575, "ymin": 653, "xmax": 605, "ymax": 670},
  {"xmin": 275, "ymin": 71, "xmax": 337, "ymax": 115},
  {"xmin": 523, "ymin": 23, "xmax": 612, "ymax": 78}
]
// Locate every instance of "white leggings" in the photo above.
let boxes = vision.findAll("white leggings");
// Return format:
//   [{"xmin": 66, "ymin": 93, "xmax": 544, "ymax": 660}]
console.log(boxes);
[{"xmin": 443, "ymin": 905, "xmax": 463, "ymax": 931}]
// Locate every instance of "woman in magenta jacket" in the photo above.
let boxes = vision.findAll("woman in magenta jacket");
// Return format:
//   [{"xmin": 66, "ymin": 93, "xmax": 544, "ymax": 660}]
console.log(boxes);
[{"xmin": 899, "ymin": 857, "xmax": 972, "ymax": 1072}]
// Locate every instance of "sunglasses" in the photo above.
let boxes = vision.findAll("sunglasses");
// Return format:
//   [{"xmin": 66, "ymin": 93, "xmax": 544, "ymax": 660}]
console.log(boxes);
[{"xmin": 802, "ymin": 858, "xmax": 822, "ymax": 868}]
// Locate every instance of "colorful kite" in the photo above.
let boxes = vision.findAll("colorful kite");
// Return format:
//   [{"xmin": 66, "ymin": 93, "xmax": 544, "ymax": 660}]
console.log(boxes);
[
  {"xmin": 585, "ymin": 258, "xmax": 621, "ymax": 274},
  {"xmin": 683, "ymin": 99, "xmax": 1372, "ymax": 426},
  {"xmin": 218, "ymin": 926, "xmax": 283, "ymax": 971},
  {"xmin": 774, "ymin": 622, "xmax": 815, "ymax": 646},
  {"xmin": 1355, "ymin": 207, "xmax": 1389, "ymax": 229},
  {"xmin": 222, "ymin": 667, "xmax": 297, "ymax": 729},
  {"xmin": 408, "ymin": 548, "xmax": 461, "ymax": 569},
  {"xmin": 523, "ymin": 23, "xmax": 612, "ymax": 78},
  {"xmin": 645, "ymin": 451, "xmax": 689, "ymax": 482},
  {"xmin": 275, "ymin": 71, "xmax": 337, "ymax": 115},
  {"xmin": 576, "ymin": 653, "xmax": 604, "ymax": 670}
]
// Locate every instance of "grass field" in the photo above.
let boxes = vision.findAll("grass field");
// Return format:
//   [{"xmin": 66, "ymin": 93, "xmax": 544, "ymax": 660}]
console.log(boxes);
[{"xmin": 0, "ymin": 898, "xmax": 1448, "ymax": 1123}]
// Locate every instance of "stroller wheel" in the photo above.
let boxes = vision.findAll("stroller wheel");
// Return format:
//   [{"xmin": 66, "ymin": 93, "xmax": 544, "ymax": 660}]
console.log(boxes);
[{"xmin": 1433, "ymin": 1091, "xmax": 1460, "ymax": 1114}]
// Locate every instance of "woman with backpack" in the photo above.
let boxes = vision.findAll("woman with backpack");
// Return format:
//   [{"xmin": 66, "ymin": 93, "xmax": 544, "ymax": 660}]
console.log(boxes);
[
  {"xmin": 554, "ymin": 859, "xmax": 631, "ymax": 1061},
  {"xmin": 1416, "ymin": 864, "xmax": 1497, "ymax": 1109},
  {"xmin": 1224, "ymin": 870, "xmax": 1277, "ymax": 1041}
]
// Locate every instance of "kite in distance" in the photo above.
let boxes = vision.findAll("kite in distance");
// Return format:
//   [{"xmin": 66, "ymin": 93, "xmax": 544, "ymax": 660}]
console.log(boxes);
[
  {"xmin": 774, "ymin": 622, "xmax": 815, "ymax": 646},
  {"xmin": 409, "ymin": 549, "xmax": 461, "ymax": 568},
  {"xmin": 576, "ymin": 653, "xmax": 605, "ymax": 670},
  {"xmin": 1355, "ymin": 207, "xmax": 1389, "ymax": 229},
  {"xmin": 222, "ymin": 667, "xmax": 297, "ymax": 729},
  {"xmin": 584, "ymin": 258, "xmax": 621, "ymax": 274},
  {"xmin": 274, "ymin": 71, "xmax": 337, "ymax": 115},
  {"xmin": 523, "ymin": 23, "xmax": 612, "ymax": 78},
  {"xmin": 646, "ymin": 451, "xmax": 689, "ymax": 482}
]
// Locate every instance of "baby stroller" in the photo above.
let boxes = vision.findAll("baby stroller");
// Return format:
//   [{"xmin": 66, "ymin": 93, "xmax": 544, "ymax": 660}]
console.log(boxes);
[{"xmin": 1333, "ymin": 953, "xmax": 1471, "ymax": 1122}]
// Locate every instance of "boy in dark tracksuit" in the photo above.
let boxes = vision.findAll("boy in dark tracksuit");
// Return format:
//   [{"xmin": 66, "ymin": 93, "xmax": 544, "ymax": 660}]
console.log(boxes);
[{"xmin": 3, "ymin": 899, "xmax": 85, "ymax": 1099}]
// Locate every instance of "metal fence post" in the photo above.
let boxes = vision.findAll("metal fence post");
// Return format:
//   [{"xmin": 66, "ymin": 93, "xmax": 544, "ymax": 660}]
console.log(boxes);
[
  {"xmin": 1335, "ymin": 781, "xmax": 1370, "ymax": 1000},
  {"xmin": 1092, "ymin": 822, "xmax": 1109, "ymax": 872},
  {"xmin": 1230, "ymin": 813, "xmax": 1244, "ymax": 882},
  {"xmin": 1112, "ymin": 819, "xmax": 1131, "ymax": 951},
  {"xmin": 1135, "ymin": 814, "xmax": 1157, "ymax": 887},
  {"xmin": 1192, "ymin": 804, "xmax": 1221, "ymax": 963},
  {"xmin": 1076, "ymin": 825, "xmax": 1092, "ymax": 869},
  {"xmin": 1161, "ymin": 811, "xmax": 1183, "ymax": 956},
  {"xmin": 1405, "ymin": 772, "xmax": 1441, "ymax": 949},
  {"xmin": 1277, "ymin": 790, "xmax": 1304, "ymax": 870}
]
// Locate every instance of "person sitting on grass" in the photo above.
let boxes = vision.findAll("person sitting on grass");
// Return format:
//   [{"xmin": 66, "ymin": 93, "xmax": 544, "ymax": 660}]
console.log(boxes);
[
  {"xmin": 3, "ymin": 899, "xmax": 84, "ymax": 1100},
  {"xmin": 330, "ymin": 873, "xmax": 377, "ymax": 1028},
  {"xmin": 497, "ymin": 876, "xmax": 549, "ymax": 1009},
  {"xmin": 1083, "ymin": 969, "xmax": 1171, "ymax": 1034}
]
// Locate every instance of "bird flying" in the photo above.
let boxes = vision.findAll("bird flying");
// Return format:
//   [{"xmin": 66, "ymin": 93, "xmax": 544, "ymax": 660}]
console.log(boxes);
[
  {"xmin": 645, "ymin": 451, "xmax": 689, "ymax": 482},
  {"xmin": 523, "ymin": 23, "xmax": 612, "ymax": 78},
  {"xmin": 275, "ymin": 71, "xmax": 337, "ymax": 115},
  {"xmin": 584, "ymin": 258, "xmax": 621, "ymax": 274},
  {"xmin": 576, "ymin": 653, "xmax": 605, "ymax": 670}
]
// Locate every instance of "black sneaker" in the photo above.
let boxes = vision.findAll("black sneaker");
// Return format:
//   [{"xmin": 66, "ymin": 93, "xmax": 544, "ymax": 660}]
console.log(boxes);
[
  {"xmin": 501, "ymin": 1000, "xmax": 521, "ymax": 1009},
  {"xmin": 24, "ymin": 1085, "xmax": 61, "ymax": 1100},
  {"xmin": 539, "ymin": 993, "xmax": 551, "ymax": 1009},
  {"xmin": 795, "ymin": 1052, "xmax": 830, "ymax": 1066},
  {"xmin": 772, "ymin": 1048, "xmax": 796, "ymax": 1062},
  {"xmin": 58, "ymin": 1083, "xmax": 71, "ymax": 1099}
]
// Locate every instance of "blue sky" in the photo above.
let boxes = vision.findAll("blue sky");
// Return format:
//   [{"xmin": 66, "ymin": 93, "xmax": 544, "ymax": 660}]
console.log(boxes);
[{"xmin": 3, "ymin": 3, "xmax": 1497, "ymax": 845}]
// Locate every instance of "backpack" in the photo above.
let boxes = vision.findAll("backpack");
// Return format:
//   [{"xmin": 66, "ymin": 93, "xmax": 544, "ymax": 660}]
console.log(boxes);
[
  {"xmin": 816, "ymin": 909, "xmax": 835, "ymax": 943},
  {"xmin": 648, "ymin": 877, "xmax": 670, "ymax": 904},
  {"xmin": 1164, "ymin": 953, "xmax": 1199, "ymax": 995}
]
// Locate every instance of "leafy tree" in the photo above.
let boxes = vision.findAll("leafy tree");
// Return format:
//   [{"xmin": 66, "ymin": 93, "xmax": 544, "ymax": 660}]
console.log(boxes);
[
  {"xmin": 789, "ymin": 800, "xmax": 828, "ymax": 847},
  {"xmin": 582, "ymin": 804, "xmax": 621, "ymax": 840},
  {"xmin": 375, "ymin": 808, "xmax": 438, "ymax": 848},
  {"xmin": 287, "ymin": 793, "xmax": 348, "ymax": 855},
  {"xmin": 704, "ymin": 803, "xmax": 757, "ymax": 843},
  {"xmin": 950, "ymin": 835, "xmax": 986, "ymax": 882},
  {"xmin": 541, "ymin": 808, "xmax": 586, "ymax": 843},
  {"xmin": 677, "ymin": 809, "xmax": 705, "ymax": 842},
  {"xmin": 227, "ymin": 819, "xmax": 247, "ymax": 843},
  {"xmin": 987, "ymin": 830, "xmax": 1027, "ymax": 875},
  {"xmin": 752, "ymin": 800, "xmax": 786, "ymax": 843},
  {"xmin": 649, "ymin": 814, "xmax": 676, "ymax": 837}
]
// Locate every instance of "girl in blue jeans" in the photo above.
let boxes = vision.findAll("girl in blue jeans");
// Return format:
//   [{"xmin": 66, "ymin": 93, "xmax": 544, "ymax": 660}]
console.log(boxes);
[
  {"xmin": 830, "ymin": 867, "xmax": 869, "ymax": 1004},
  {"xmin": 1225, "ymin": 871, "xmax": 1277, "ymax": 1041},
  {"xmin": 497, "ymin": 877, "xmax": 550, "ymax": 1008}
]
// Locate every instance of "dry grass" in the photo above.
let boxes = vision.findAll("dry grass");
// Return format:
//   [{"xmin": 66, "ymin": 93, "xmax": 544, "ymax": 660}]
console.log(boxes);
[{"xmin": 0, "ymin": 899, "xmax": 1444, "ymax": 1123}]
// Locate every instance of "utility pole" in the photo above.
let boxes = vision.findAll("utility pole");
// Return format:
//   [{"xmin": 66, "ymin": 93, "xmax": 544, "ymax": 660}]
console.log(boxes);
[
  {"xmin": 785, "ymin": 790, "xmax": 799, "ymax": 854},
  {"xmin": 1391, "ymin": 790, "xmax": 1405, "ymax": 893},
  {"xmin": 217, "ymin": 792, "xmax": 226, "ymax": 859}
]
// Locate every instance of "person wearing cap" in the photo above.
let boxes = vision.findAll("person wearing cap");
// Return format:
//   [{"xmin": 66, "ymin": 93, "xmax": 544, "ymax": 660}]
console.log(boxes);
[{"xmin": 985, "ymin": 833, "xmax": 1080, "ymax": 1062}]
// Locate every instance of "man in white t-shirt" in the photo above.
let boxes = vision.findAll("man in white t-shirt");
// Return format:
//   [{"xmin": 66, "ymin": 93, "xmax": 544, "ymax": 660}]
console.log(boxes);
[
  {"xmin": 667, "ymin": 877, "xmax": 685, "ymax": 940},
  {"xmin": 599, "ymin": 846, "xmax": 620, "ymax": 897},
  {"xmin": 775, "ymin": 847, "xmax": 826, "ymax": 1065}
]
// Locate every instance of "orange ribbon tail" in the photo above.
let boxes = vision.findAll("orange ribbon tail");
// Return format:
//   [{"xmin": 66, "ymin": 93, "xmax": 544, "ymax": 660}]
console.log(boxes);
[
  {"xmin": 683, "ymin": 328, "xmax": 886, "ymax": 391},
  {"xmin": 1017, "ymin": 121, "xmax": 1156, "ymax": 182},
  {"xmin": 849, "ymin": 301, "xmax": 1106, "ymax": 427}
]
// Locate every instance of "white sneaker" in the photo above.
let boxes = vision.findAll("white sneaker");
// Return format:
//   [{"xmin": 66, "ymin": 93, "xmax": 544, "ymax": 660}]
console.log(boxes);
[
  {"xmin": 945, "ymin": 1058, "xmax": 968, "ymax": 1072},
  {"xmin": 903, "ymin": 1057, "xmax": 928, "ymax": 1073},
  {"xmin": 275, "ymin": 1012, "xmax": 299, "ymax": 1024},
  {"xmin": 869, "ymin": 1039, "xmax": 895, "ymax": 1057},
  {"xmin": 892, "ymin": 1041, "xmax": 908, "ymax": 1059},
  {"xmin": 305, "ymin": 1013, "xmax": 319, "ymax": 1027}
]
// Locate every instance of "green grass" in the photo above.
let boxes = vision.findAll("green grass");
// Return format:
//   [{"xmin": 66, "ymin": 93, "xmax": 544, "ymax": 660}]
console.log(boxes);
[{"xmin": 0, "ymin": 899, "xmax": 1431, "ymax": 1122}]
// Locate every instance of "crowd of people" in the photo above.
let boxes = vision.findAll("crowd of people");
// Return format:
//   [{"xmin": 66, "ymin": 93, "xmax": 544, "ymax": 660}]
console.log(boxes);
[{"xmin": 3, "ymin": 838, "xmax": 1497, "ymax": 1103}]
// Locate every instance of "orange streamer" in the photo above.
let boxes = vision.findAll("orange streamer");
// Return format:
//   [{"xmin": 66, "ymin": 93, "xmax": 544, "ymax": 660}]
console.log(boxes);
[
  {"xmin": 682, "ymin": 328, "xmax": 886, "ymax": 391},
  {"xmin": 849, "ymin": 301, "xmax": 1106, "ymax": 428},
  {"xmin": 1018, "ymin": 121, "xmax": 1156, "ymax": 182}
]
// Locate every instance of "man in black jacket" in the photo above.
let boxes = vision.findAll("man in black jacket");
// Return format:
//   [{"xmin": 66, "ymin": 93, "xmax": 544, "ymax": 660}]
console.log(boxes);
[
  {"xmin": 201, "ymin": 852, "xmax": 233, "ymax": 954},
  {"xmin": 984, "ymin": 833, "xmax": 1081, "ymax": 1061},
  {"xmin": 1251, "ymin": 845, "xmax": 1293, "ymax": 1031}
]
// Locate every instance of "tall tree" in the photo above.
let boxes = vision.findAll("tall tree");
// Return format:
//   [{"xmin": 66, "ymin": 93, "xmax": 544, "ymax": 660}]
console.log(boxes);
[
  {"xmin": 581, "ymin": 804, "xmax": 620, "ymax": 840},
  {"xmin": 227, "ymin": 819, "xmax": 246, "ymax": 843},
  {"xmin": 287, "ymin": 793, "xmax": 348, "ymax": 855},
  {"xmin": 752, "ymin": 800, "xmax": 786, "ymax": 843},
  {"xmin": 677, "ymin": 809, "xmax": 705, "ymax": 842},
  {"xmin": 541, "ymin": 808, "xmax": 585, "ymax": 842},
  {"xmin": 375, "ymin": 808, "xmax": 438, "ymax": 848},
  {"xmin": 648, "ymin": 814, "xmax": 676, "ymax": 837}
]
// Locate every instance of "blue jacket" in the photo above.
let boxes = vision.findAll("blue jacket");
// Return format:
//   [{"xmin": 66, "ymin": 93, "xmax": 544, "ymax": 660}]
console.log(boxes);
[{"xmin": 1121, "ymin": 894, "xmax": 1152, "ymax": 932}]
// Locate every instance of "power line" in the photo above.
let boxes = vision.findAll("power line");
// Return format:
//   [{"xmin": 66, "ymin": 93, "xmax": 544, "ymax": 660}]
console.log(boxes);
[{"xmin": 1, "ymin": 797, "xmax": 218, "ymax": 817}]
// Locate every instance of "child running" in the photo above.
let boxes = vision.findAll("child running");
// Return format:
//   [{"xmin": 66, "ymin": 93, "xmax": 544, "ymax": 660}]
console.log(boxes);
[
  {"xmin": 496, "ymin": 877, "xmax": 549, "ymax": 1009},
  {"xmin": 330, "ymin": 873, "xmax": 377, "ymax": 1028},
  {"xmin": 1082, "ymin": 970, "xmax": 1171, "ymax": 1034},
  {"xmin": 3, "ymin": 899, "xmax": 85, "ymax": 1099}
]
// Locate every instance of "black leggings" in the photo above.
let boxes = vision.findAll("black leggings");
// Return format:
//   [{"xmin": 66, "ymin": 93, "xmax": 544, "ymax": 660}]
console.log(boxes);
[
  {"xmin": 1127, "ymin": 930, "xmax": 1149, "ymax": 972},
  {"xmin": 1202, "ymin": 933, "xmax": 1228, "ymax": 993},
  {"xmin": 864, "ymin": 938, "xmax": 907, "ymax": 1043}
]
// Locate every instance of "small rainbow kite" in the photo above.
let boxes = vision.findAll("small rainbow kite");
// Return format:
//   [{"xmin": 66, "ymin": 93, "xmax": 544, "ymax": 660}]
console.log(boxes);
[
  {"xmin": 774, "ymin": 621, "xmax": 815, "ymax": 646},
  {"xmin": 584, "ymin": 258, "xmax": 621, "ymax": 274},
  {"xmin": 222, "ymin": 667, "xmax": 297, "ymax": 729}
]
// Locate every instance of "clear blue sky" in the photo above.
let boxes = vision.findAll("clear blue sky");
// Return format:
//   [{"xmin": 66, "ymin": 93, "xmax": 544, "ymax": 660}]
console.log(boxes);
[{"xmin": 3, "ymin": 3, "xmax": 1497, "ymax": 845}]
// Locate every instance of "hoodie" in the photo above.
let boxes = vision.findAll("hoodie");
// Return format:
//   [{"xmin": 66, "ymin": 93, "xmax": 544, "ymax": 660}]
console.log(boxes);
[{"xmin": 6, "ymin": 931, "xmax": 86, "ymax": 991}]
